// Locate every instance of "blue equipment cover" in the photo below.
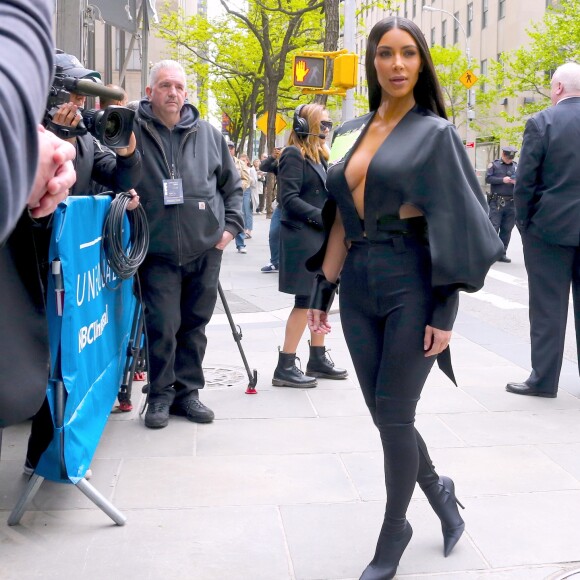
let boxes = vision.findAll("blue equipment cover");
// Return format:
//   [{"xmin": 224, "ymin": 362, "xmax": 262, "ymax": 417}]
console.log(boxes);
[{"xmin": 36, "ymin": 196, "xmax": 136, "ymax": 483}]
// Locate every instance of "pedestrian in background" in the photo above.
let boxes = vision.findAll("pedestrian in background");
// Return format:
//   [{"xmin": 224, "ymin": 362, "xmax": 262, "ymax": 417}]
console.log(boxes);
[
  {"xmin": 260, "ymin": 147, "xmax": 282, "ymax": 273},
  {"xmin": 229, "ymin": 142, "xmax": 250, "ymax": 254},
  {"xmin": 486, "ymin": 145, "xmax": 518, "ymax": 263},
  {"xmin": 240, "ymin": 152, "xmax": 254, "ymax": 239},
  {"xmin": 254, "ymin": 158, "xmax": 266, "ymax": 213},
  {"xmin": 506, "ymin": 62, "xmax": 580, "ymax": 399},
  {"xmin": 135, "ymin": 60, "xmax": 243, "ymax": 429},
  {"xmin": 307, "ymin": 17, "xmax": 502, "ymax": 579},
  {"xmin": 273, "ymin": 103, "xmax": 348, "ymax": 388}
]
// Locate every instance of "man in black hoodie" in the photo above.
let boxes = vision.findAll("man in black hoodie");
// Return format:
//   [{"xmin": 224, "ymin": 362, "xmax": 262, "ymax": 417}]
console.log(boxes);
[{"xmin": 135, "ymin": 60, "xmax": 244, "ymax": 429}]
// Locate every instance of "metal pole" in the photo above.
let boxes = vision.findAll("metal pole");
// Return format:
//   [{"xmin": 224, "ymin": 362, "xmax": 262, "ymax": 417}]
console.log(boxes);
[
  {"xmin": 342, "ymin": 0, "xmax": 355, "ymax": 122},
  {"xmin": 55, "ymin": 0, "xmax": 83, "ymax": 57},
  {"xmin": 423, "ymin": 6, "xmax": 471, "ymax": 153},
  {"xmin": 141, "ymin": 2, "xmax": 150, "ymax": 97}
]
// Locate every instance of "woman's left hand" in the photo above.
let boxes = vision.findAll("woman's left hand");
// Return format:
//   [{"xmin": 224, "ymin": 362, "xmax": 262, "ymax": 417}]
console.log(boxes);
[
  {"xmin": 308, "ymin": 308, "xmax": 332, "ymax": 334},
  {"xmin": 423, "ymin": 325, "xmax": 452, "ymax": 357}
]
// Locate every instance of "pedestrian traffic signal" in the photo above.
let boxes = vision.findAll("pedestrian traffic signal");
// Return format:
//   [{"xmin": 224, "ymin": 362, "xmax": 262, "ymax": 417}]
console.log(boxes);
[
  {"xmin": 293, "ymin": 56, "xmax": 326, "ymax": 89},
  {"xmin": 332, "ymin": 53, "xmax": 358, "ymax": 90}
]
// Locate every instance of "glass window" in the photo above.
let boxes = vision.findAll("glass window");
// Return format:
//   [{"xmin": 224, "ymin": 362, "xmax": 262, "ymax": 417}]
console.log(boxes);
[
  {"xmin": 403, "ymin": 0, "xmax": 408, "ymax": 18},
  {"xmin": 431, "ymin": 27, "xmax": 436, "ymax": 48},
  {"xmin": 498, "ymin": 0, "xmax": 506, "ymax": 19},
  {"xmin": 116, "ymin": 30, "xmax": 140, "ymax": 71},
  {"xmin": 453, "ymin": 12, "xmax": 460, "ymax": 44},
  {"xmin": 482, "ymin": 0, "xmax": 488, "ymax": 28},
  {"xmin": 467, "ymin": 3, "xmax": 473, "ymax": 37},
  {"xmin": 441, "ymin": 20, "xmax": 447, "ymax": 48},
  {"xmin": 412, "ymin": 0, "xmax": 416, "ymax": 18},
  {"xmin": 481, "ymin": 59, "xmax": 488, "ymax": 92}
]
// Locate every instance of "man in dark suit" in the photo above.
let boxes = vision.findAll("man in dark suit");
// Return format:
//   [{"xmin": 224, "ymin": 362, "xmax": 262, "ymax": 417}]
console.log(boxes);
[{"xmin": 506, "ymin": 62, "xmax": 580, "ymax": 398}]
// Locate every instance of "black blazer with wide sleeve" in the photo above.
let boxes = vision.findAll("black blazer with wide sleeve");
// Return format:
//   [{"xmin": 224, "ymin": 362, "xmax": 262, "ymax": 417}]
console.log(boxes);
[
  {"xmin": 278, "ymin": 145, "xmax": 328, "ymax": 296},
  {"xmin": 309, "ymin": 107, "xmax": 503, "ymax": 330},
  {"xmin": 514, "ymin": 96, "xmax": 580, "ymax": 246}
]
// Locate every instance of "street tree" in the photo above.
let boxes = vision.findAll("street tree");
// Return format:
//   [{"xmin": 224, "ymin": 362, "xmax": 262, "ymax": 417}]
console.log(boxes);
[{"xmin": 487, "ymin": 0, "xmax": 580, "ymax": 144}]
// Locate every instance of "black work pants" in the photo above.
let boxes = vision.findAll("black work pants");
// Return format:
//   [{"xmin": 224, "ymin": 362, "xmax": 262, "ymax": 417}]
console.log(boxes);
[
  {"xmin": 340, "ymin": 236, "xmax": 439, "ymax": 526},
  {"xmin": 521, "ymin": 230, "xmax": 580, "ymax": 394},
  {"xmin": 488, "ymin": 197, "xmax": 515, "ymax": 252},
  {"xmin": 139, "ymin": 248, "xmax": 223, "ymax": 404}
]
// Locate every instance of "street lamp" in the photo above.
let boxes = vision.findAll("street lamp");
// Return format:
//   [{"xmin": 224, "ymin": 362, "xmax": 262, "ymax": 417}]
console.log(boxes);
[{"xmin": 422, "ymin": 5, "xmax": 471, "ymax": 149}]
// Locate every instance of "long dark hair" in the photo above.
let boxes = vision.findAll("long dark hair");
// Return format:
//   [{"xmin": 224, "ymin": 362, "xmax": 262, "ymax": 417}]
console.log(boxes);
[{"xmin": 365, "ymin": 16, "xmax": 447, "ymax": 119}]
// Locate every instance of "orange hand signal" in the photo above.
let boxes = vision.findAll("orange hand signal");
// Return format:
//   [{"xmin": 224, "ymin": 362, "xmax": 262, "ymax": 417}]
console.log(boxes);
[{"xmin": 295, "ymin": 60, "xmax": 309, "ymax": 82}]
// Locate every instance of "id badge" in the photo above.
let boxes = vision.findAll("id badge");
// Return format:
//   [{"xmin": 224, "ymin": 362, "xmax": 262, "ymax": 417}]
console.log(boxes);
[{"xmin": 163, "ymin": 178, "xmax": 184, "ymax": 205}]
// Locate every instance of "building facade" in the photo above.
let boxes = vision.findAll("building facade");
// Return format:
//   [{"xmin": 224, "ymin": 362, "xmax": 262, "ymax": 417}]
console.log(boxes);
[{"xmin": 54, "ymin": 0, "xmax": 206, "ymax": 103}]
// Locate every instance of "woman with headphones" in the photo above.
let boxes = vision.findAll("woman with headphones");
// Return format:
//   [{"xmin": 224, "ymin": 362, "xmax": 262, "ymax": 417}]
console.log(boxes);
[{"xmin": 272, "ymin": 103, "xmax": 348, "ymax": 388}]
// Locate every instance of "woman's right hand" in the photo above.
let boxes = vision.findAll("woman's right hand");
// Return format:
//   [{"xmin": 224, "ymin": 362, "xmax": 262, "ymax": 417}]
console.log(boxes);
[{"xmin": 308, "ymin": 308, "xmax": 332, "ymax": 334}]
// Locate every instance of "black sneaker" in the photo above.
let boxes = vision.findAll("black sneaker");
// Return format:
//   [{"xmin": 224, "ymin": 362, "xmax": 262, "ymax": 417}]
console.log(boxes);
[
  {"xmin": 260, "ymin": 263, "xmax": 278, "ymax": 273},
  {"xmin": 23, "ymin": 458, "xmax": 35, "ymax": 476},
  {"xmin": 498, "ymin": 254, "xmax": 512, "ymax": 263},
  {"xmin": 145, "ymin": 399, "xmax": 171, "ymax": 429},
  {"xmin": 170, "ymin": 398, "xmax": 215, "ymax": 423}
]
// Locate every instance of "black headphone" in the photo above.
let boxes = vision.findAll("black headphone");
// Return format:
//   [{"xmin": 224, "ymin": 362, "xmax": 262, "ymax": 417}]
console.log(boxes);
[{"xmin": 292, "ymin": 104, "xmax": 310, "ymax": 138}]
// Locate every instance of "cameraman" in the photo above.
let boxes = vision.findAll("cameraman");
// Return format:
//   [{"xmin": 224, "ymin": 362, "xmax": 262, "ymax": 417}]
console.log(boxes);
[
  {"xmin": 22, "ymin": 54, "xmax": 142, "ymax": 474},
  {"xmin": 49, "ymin": 52, "xmax": 141, "ymax": 197}
]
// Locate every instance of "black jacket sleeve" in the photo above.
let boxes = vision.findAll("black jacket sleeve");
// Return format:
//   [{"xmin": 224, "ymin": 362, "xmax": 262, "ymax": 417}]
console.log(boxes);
[
  {"xmin": 91, "ymin": 138, "xmax": 142, "ymax": 194},
  {"xmin": 259, "ymin": 155, "xmax": 279, "ymax": 175},
  {"xmin": 0, "ymin": 0, "xmax": 54, "ymax": 243},
  {"xmin": 485, "ymin": 163, "xmax": 505, "ymax": 185},
  {"xmin": 513, "ymin": 118, "xmax": 544, "ymax": 231}
]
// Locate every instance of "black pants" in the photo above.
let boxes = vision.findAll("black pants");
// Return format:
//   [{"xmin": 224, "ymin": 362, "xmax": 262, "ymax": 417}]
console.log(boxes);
[
  {"xmin": 488, "ymin": 197, "xmax": 515, "ymax": 252},
  {"xmin": 139, "ymin": 249, "xmax": 223, "ymax": 404},
  {"xmin": 522, "ymin": 229, "xmax": 580, "ymax": 394},
  {"xmin": 340, "ymin": 236, "xmax": 439, "ymax": 527}
]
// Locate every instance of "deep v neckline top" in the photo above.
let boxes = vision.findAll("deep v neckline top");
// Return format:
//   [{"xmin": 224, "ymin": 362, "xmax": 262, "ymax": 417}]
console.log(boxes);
[
  {"xmin": 327, "ymin": 107, "xmax": 418, "ymax": 239},
  {"xmin": 342, "ymin": 106, "xmax": 416, "ymax": 208}
]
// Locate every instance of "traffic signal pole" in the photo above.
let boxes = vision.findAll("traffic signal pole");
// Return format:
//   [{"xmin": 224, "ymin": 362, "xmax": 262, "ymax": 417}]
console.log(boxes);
[{"xmin": 342, "ymin": 0, "xmax": 356, "ymax": 122}]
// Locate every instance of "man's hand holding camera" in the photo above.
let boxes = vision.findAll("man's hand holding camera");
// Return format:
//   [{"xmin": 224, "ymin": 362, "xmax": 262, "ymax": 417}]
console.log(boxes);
[
  {"xmin": 51, "ymin": 100, "xmax": 137, "ymax": 158},
  {"xmin": 51, "ymin": 102, "xmax": 82, "ymax": 144},
  {"xmin": 28, "ymin": 124, "xmax": 76, "ymax": 218}
]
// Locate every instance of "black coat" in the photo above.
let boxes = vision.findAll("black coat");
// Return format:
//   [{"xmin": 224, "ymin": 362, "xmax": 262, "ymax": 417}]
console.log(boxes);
[
  {"xmin": 515, "ymin": 96, "xmax": 580, "ymax": 246},
  {"xmin": 278, "ymin": 145, "xmax": 327, "ymax": 296}
]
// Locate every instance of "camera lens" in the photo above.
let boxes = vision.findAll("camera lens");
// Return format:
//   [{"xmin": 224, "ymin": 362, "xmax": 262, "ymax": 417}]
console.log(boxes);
[{"xmin": 104, "ymin": 112, "xmax": 122, "ymax": 143}]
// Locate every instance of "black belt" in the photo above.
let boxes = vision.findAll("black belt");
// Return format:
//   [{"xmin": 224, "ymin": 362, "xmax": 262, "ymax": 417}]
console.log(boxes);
[{"xmin": 352, "ymin": 216, "xmax": 427, "ymax": 245}]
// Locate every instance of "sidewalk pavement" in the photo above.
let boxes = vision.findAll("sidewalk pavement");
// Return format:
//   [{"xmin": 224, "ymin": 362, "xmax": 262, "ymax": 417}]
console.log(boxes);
[{"xmin": 2, "ymin": 212, "xmax": 580, "ymax": 580}]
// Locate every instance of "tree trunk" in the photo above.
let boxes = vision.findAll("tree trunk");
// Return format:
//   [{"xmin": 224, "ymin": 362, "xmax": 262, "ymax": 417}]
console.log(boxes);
[{"xmin": 314, "ymin": 0, "xmax": 340, "ymax": 107}]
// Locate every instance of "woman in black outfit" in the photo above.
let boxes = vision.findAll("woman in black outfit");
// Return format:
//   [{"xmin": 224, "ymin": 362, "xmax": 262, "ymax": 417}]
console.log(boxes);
[
  {"xmin": 308, "ymin": 17, "xmax": 503, "ymax": 580},
  {"xmin": 272, "ymin": 103, "xmax": 347, "ymax": 388}
]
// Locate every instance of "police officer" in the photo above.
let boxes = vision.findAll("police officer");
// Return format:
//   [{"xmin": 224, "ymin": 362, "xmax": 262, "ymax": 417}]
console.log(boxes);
[{"xmin": 486, "ymin": 145, "xmax": 518, "ymax": 262}]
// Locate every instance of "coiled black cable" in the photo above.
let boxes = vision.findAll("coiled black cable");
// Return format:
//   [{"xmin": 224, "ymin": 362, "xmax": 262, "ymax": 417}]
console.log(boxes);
[{"xmin": 102, "ymin": 192, "xmax": 149, "ymax": 283}]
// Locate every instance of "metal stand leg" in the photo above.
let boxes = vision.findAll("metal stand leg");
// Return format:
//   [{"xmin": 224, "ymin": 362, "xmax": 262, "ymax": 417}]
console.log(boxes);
[
  {"xmin": 118, "ymin": 300, "xmax": 146, "ymax": 412},
  {"xmin": 8, "ymin": 474, "xmax": 126, "ymax": 526},
  {"xmin": 7, "ymin": 474, "xmax": 44, "ymax": 526},
  {"xmin": 217, "ymin": 281, "xmax": 258, "ymax": 394},
  {"xmin": 76, "ymin": 478, "xmax": 126, "ymax": 526}
]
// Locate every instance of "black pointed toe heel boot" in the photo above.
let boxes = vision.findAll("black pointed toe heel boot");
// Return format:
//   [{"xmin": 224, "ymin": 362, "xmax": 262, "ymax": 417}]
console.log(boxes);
[
  {"xmin": 423, "ymin": 475, "xmax": 465, "ymax": 557},
  {"xmin": 359, "ymin": 520, "xmax": 412, "ymax": 580}
]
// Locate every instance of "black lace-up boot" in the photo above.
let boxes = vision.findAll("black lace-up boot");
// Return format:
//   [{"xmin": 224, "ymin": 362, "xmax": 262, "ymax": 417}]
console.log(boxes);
[
  {"xmin": 306, "ymin": 342, "xmax": 348, "ymax": 379},
  {"xmin": 272, "ymin": 350, "xmax": 318, "ymax": 388}
]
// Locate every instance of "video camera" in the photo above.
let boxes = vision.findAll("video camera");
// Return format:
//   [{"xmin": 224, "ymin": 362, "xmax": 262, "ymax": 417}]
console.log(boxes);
[{"xmin": 45, "ymin": 69, "xmax": 134, "ymax": 149}]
